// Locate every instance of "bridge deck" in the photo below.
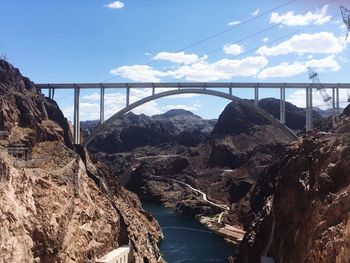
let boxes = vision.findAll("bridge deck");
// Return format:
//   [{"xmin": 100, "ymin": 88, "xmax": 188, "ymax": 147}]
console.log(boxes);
[
  {"xmin": 35, "ymin": 82, "xmax": 350, "ymax": 89},
  {"xmin": 34, "ymin": 82, "xmax": 347, "ymax": 145}
]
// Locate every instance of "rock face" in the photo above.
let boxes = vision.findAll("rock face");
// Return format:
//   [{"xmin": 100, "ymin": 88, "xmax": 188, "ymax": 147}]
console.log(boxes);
[
  {"xmin": 258, "ymin": 98, "xmax": 324, "ymax": 132},
  {"xmin": 0, "ymin": 59, "xmax": 162, "ymax": 263},
  {"xmin": 0, "ymin": 60, "xmax": 73, "ymax": 148},
  {"xmin": 82, "ymin": 109, "xmax": 216, "ymax": 153},
  {"xmin": 234, "ymin": 105, "xmax": 350, "ymax": 263}
]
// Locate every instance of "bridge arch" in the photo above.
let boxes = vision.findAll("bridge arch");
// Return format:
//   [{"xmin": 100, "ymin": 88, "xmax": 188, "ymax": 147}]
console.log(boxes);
[{"xmin": 83, "ymin": 88, "xmax": 297, "ymax": 147}]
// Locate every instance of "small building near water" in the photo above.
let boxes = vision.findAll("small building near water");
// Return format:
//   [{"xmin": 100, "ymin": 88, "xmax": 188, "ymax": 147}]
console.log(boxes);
[
  {"xmin": 218, "ymin": 224, "xmax": 245, "ymax": 244},
  {"xmin": 96, "ymin": 245, "xmax": 132, "ymax": 263}
]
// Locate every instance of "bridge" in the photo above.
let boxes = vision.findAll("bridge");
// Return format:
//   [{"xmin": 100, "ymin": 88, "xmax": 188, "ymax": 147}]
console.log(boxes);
[{"xmin": 35, "ymin": 82, "xmax": 350, "ymax": 145}]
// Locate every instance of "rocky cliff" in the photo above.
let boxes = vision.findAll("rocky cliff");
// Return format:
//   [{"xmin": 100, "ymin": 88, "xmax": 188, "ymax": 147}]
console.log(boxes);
[
  {"xmin": 82, "ymin": 109, "xmax": 216, "ymax": 153},
  {"xmin": 0, "ymin": 59, "xmax": 162, "ymax": 263},
  {"xmin": 234, "ymin": 106, "xmax": 350, "ymax": 263},
  {"xmin": 258, "ymin": 98, "xmax": 326, "ymax": 132}
]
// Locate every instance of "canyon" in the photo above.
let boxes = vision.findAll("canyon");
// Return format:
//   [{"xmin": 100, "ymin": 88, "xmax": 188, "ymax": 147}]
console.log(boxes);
[{"xmin": 1, "ymin": 58, "xmax": 349, "ymax": 263}]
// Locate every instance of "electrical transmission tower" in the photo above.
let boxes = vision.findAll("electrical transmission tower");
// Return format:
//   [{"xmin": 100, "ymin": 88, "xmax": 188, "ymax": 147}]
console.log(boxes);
[
  {"xmin": 341, "ymin": 6, "xmax": 350, "ymax": 40},
  {"xmin": 307, "ymin": 67, "xmax": 336, "ymax": 129},
  {"xmin": 308, "ymin": 68, "xmax": 332, "ymax": 106}
]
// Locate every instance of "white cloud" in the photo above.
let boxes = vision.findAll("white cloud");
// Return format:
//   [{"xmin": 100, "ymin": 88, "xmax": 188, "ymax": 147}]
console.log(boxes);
[
  {"xmin": 111, "ymin": 54, "xmax": 268, "ymax": 82},
  {"xmin": 270, "ymin": 5, "xmax": 331, "ymax": 26},
  {"xmin": 110, "ymin": 65, "xmax": 167, "ymax": 82},
  {"xmin": 257, "ymin": 55, "xmax": 340, "ymax": 79},
  {"xmin": 263, "ymin": 37, "xmax": 269, "ymax": 43},
  {"xmin": 223, "ymin": 44, "xmax": 245, "ymax": 55},
  {"xmin": 168, "ymin": 56, "xmax": 268, "ymax": 81},
  {"xmin": 252, "ymin": 9, "xmax": 260, "ymax": 16},
  {"xmin": 104, "ymin": 1, "xmax": 125, "ymax": 9},
  {"xmin": 145, "ymin": 52, "xmax": 152, "ymax": 56},
  {"xmin": 256, "ymin": 32, "xmax": 346, "ymax": 56},
  {"xmin": 287, "ymin": 89, "xmax": 349, "ymax": 109},
  {"xmin": 153, "ymin": 52, "xmax": 200, "ymax": 65},
  {"xmin": 306, "ymin": 55, "xmax": 340, "ymax": 71},
  {"xmin": 228, "ymin": 20, "xmax": 241, "ymax": 26},
  {"xmin": 258, "ymin": 62, "xmax": 306, "ymax": 80},
  {"xmin": 161, "ymin": 103, "xmax": 202, "ymax": 112}
]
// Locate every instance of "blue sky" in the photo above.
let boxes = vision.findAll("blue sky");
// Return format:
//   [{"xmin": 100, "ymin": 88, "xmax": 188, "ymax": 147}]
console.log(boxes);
[{"xmin": 1, "ymin": 0, "xmax": 350, "ymax": 120}]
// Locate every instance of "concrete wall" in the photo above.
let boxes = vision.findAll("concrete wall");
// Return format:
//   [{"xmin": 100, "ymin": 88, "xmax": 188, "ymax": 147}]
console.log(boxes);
[{"xmin": 96, "ymin": 245, "xmax": 131, "ymax": 263}]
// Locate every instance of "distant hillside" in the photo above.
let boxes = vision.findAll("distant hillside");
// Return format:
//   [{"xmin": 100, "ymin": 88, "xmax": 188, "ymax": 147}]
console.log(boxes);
[
  {"xmin": 258, "ymin": 98, "xmax": 324, "ymax": 132},
  {"xmin": 81, "ymin": 109, "xmax": 216, "ymax": 153}
]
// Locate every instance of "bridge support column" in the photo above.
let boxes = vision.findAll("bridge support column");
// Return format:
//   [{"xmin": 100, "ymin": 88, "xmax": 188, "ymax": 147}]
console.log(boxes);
[
  {"xmin": 126, "ymin": 85, "xmax": 130, "ymax": 107},
  {"xmin": 254, "ymin": 86, "xmax": 259, "ymax": 106},
  {"xmin": 152, "ymin": 84, "xmax": 155, "ymax": 95},
  {"xmin": 336, "ymin": 86, "xmax": 340, "ymax": 119},
  {"xmin": 229, "ymin": 87, "xmax": 232, "ymax": 95},
  {"xmin": 100, "ymin": 86, "xmax": 105, "ymax": 124},
  {"xmin": 306, "ymin": 86, "xmax": 313, "ymax": 132},
  {"xmin": 280, "ymin": 87, "xmax": 286, "ymax": 124},
  {"xmin": 332, "ymin": 87, "xmax": 337, "ymax": 125},
  {"xmin": 73, "ymin": 86, "xmax": 80, "ymax": 144},
  {"xmin": 48, "ymin": 87, "xmax": 55, "ymax": 100}
]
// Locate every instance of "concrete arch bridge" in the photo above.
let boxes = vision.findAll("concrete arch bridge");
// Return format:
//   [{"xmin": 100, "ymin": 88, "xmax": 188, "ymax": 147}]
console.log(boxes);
[{"xmin": 35, "ymin": 82, "xmax": 349, "ymax": 145}]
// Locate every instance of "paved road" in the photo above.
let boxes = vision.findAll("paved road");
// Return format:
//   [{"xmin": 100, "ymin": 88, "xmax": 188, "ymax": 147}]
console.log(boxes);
[
  {"xmin": 153, "ymin": 175, "xmax": 230, "ymax": 211},
  {"xmin": 136, "ymin": 155, "xmax": 180, "ymax": 160}
]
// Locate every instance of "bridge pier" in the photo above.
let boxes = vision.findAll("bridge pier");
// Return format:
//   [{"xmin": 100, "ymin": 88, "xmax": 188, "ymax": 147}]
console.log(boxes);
[
  {"xmin": 306, "ymin": 86, "xmax": 313, "ymax": 132},
  {"xmin": 336, "ymin": 86, "xmax": 340, "ymax": 119},
  {"xmin": 100, "ymin": 86, "xmax": 105, "ymax": 124},
  {"xmin": 126, "ymin": 85, "xmax": 130, "ymax": 107},
  {"xmin": 280, "ymin": 86, "xmax": 286, "ymax": 124},
  {"xmin": 254, "ymin": 86, "xmax": 259, "ymax": 106},
  {"xmin": 48, "ymin": 87, "xmax": 55, "ymax": 100},
  {"xmin": 73, "ymin": 85, "xmax": 80, "ymax": 144}
]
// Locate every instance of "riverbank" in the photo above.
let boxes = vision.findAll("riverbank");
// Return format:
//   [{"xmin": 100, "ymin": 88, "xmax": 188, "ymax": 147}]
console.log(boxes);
[
  {"xmin": 151, "ymin": 175, "xmax": 245, "ymax": 244},
  {"xmin": 143, "ymin": 202, "xmax": 237, "ymax": 263}
]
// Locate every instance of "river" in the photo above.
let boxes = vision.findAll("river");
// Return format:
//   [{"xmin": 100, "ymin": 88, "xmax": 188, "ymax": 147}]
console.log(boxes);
[{"xmin": 143, "ymin": 202, "xmax": 236, "ymax": 263}]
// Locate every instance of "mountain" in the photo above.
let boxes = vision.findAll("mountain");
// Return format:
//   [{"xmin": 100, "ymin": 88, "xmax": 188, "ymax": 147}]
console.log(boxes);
[
  {"xmin": 0, "ymin": 59, "xmax": 162, "ymax": 262},
  {"xmin": 314, "ymin": 106, "xmax": 344, "ymax": 117},
  {"xmin": 233, "ymin": 105, "xmax": 350, "ymax": 263},
  {"xmin": 81, "ymin": 109, "xmax": 216, "ymax": 153},
  {"xmin": 258, "ymin": 98, "xmax": 324, "ymax": 132}
]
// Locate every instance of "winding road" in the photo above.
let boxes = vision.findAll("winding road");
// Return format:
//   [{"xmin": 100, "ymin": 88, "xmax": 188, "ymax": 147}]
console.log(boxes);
[{"xmin": 153, "ymin": 175, "xmax": 230, "ymax": 211}]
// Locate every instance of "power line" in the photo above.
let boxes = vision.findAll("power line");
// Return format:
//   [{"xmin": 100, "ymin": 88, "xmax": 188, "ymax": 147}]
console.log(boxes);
[
  {"xmin": 202, "ymin": 0, "xmax": 336, "ymax": 58},
  {"xmin": 102, "ymin": 0, "xmax": 337, "ymax": 83},
  {"xmin": 174, "ymin": 0, "xmax": 298, "ymax": 52},
  {"xmin": 205, "ymin": 24, "xmax": 283, "ymax": 56},
  {"xmin": 101, "ymin": 0, "xmax": 299, "ymax": 83}
]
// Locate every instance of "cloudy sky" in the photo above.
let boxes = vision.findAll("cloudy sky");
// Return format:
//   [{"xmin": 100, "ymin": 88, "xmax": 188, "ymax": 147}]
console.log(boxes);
[{"xmin": 1, "ymin": 0, "xmax": 350, "ymax": 120}]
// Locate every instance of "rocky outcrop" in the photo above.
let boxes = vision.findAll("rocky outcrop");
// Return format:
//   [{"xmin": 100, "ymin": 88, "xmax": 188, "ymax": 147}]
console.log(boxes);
[
  {"xmin": 82, "ymin": 109, "xmax": 216, "ymax": 153},
  {"xmin": 234, "ymin": 105, "xmax": 350, "ymax": 263},
  {"xmin": 258, "ymin": 98, "xmax": 325, "ymax": 132},
  {"xmin": 0, "ymin": 59, "xmax": 162, "ymax": 263},
  {"xmin": 0, "ymin": 60, "xmax": 73, "ymax": 148}
]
